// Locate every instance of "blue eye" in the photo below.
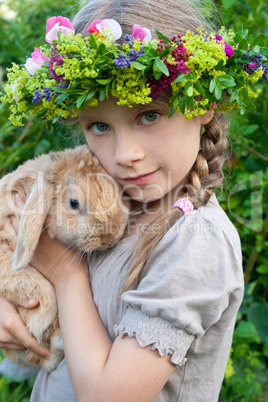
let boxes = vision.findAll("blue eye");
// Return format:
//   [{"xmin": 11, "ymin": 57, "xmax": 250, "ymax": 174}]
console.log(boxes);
[
  {"xmin": 139, "ymin": 111, "xmax": 160, "ymax": 124},
  {"xmin": 91, "ymin": 122, "xmax": 110, "ymax": 134}
]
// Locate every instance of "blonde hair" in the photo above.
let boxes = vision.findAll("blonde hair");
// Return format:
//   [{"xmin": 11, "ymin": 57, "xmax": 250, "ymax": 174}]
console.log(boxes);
[{"xmin": 72, "ymin": 0, "xmax": 228, "ymax": 292}]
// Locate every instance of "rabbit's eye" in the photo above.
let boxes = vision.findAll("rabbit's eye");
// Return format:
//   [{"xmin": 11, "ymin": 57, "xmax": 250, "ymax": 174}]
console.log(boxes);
[{"xmin": 70, "ymin": 199, "xmax": 80, "ymax": 210}]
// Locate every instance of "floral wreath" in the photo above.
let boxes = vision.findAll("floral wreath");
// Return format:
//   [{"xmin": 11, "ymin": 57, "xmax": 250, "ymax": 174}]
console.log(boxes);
[{"xmin": 1, "ymin": 16, "xmax": 268, "ymax": 127}]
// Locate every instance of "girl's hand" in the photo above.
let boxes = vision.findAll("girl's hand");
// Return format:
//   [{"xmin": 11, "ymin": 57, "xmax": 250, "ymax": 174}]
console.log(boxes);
[{"xmin": 0, "ymin": 296, "xmax": 50, "ymax": 358}]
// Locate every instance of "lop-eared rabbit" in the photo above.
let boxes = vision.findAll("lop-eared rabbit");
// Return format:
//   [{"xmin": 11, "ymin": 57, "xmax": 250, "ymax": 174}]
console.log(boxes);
[{"xmin": 0, "ymin": 145, "xmax": 129, "ymax": 375}]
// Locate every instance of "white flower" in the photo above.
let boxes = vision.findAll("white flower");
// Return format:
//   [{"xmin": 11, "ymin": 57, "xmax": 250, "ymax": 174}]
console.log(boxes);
[{"xmin": 87, "ymin": 19, "xmax": 122, "ymax": 42}]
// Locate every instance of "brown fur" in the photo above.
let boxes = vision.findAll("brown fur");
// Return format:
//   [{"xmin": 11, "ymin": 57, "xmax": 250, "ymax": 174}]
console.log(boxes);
[{"xmin": 0, "ymin": 145, "xmax": 129, "ymax": 371}]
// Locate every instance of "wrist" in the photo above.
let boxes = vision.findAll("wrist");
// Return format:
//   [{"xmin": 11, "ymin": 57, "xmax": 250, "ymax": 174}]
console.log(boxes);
[{"xmin": 51, "ymin": 255, "xmax": 88, "ymax": 291}]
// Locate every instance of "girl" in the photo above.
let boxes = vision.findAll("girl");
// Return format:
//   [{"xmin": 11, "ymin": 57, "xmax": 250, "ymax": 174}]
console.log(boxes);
[{"xmin": 2, "ymin": 0, "xmax": 266, "ymax": 399}]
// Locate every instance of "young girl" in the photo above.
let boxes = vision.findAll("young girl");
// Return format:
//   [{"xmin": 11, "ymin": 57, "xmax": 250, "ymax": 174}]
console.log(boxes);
[{"xmin": 1, "ymin": 0, "xmax": 267, "ymax": 400}]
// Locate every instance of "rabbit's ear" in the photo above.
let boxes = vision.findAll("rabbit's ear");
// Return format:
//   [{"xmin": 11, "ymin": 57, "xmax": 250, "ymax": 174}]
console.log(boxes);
[{"xmin": 12, "ymin": 174, "xmax": 54, "ymax": 271}]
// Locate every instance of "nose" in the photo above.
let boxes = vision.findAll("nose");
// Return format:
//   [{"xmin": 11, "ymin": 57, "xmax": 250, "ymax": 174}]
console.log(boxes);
[{"xmin": 114, "ymin": 130, "xmax": 145, "ymax": 166}]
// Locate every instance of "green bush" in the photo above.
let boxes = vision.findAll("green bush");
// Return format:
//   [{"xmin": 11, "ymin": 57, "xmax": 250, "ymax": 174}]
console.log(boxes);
[{"xmin": 0, "ymin": 0, "xmax": 267, "ymax": 400}]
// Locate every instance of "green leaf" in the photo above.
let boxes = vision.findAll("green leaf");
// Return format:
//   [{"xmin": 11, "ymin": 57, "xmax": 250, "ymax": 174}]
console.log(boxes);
[
  {"xmin": 221, "ymin": 0, "xmax": 237, "ymax": 8},
  {"xmin": 96, "ymin": 78, "xmax": 113, "ymax": 85},
  {"xmin": 214, "ymin": 85, "xmax": 222, "ymax": 100},
  {"xmin": 187, "ymin": 86, "xmax": 193, "ymax": 97},
  {"xmin": 251, "ymin": 33, "xmax": 266, "ymax": 48},
  {"xmin": 209, "ymin": 78, "xmax": 217, "ymax": 93},
  {"xmin": 56, "ymin": 93, "xmax": 69, "ymax": 105},
  {"xmin": 194, "ymin": 82, "xmax": 205, "ymax": 96},
  {"xmin": 173, "ymin": 73, "xmax": 186, "ymax": 84},
  {"xmin": 146, "ymin": 48, "xmax": 158, "ymax": 57},
  {"xmin": 99, "ymin": 86, "xmax": 106, "ymax": 102},
  {"xmin": 230, "ymin": 89, "xmax": 239, "ymax": 103},
  {"xmin": 248, "ymin": 303, "xmax": 268, "ymax": 343},
  {"xmin": 89, "ymin": 33, "xmax": 97, "ymax": 49},
  {"xmin": 186, "ymin": 72, "xmax": 196, "ymax": 80},
  {"xmin": 85, "ymin": 89, "xmax": 96, "ymax": 102},
  {"xmin": 238, "ymin": 38, "xmax": 248, "ymax": 51},
  {"xmin": 98, "ymin": 43, "xmax": 107, "ymax": 53},
  {"xmin": 168, "ymin": 104, "xmax": 177, "ymax": 118},
  {"xmin": 51, "ymin": 86, "xmax": 66, "ymax": 94},
  {"xmin": 76, "ymin": 93, "xmax": 87, "ymax": 108},
  {"xmin": 215, "ymin": 60, "xmax": 224, "ymax": 71},
  {"xmin": 253, "ymin": 45, "xmax": 260, "ymax": 53},
  {"xmin": 131, "ymin": 62, "xmax": 147, "ymax": 70},
  {"xmin": 217, "ymin": 74, "xmax": 236, "ymax": 87},
  {"xmin": 233, "ymin": 321, "xmax": 260, "ymax": 344},
  {"xmin": 155, "ymin": 29, "xmax": 169, "ymax": 44},
  {"xmin": 154, "ymin": 58, "xmax": 169, "ymax": 76}
]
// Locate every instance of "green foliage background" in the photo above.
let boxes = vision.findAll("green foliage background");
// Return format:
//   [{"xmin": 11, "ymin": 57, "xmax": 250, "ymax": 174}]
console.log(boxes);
[{"xmin": 0, "ymin": 0, "xmax": 267, "ymax": 400}]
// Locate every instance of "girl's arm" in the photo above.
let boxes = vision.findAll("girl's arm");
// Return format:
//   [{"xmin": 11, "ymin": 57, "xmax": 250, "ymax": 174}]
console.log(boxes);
[{"xmin": 32, "ymin": 228, "xmax": 176, "ymax": 402}]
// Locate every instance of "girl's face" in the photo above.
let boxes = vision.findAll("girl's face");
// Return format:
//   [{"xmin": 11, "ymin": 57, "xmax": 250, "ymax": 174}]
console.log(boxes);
[{"xmin": 79, "ymin": 97, "xmax": 213, "ymax": 206}]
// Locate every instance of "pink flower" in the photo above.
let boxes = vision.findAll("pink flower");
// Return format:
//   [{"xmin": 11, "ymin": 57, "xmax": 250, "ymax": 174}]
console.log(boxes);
[
  {"xmin": 24, "ymin": 47, "xmax": 49, "ymax": 75},
  {"xmin": 224, "ymin": 42, "xmax": 234, "ymax": 58},
  {"xmin": 86, "ymin": 19, "xmax": 122, "ymax": 41},
  {"xmin": 87, "ymin": 20, "xmax": 103, "ymax": 33},
  {"xmin": 215, "ymin": 34, "xmax": 223, "ymax": 41},
  {"xmin": 132, "ymin": 24, "xmax": 151, "ymax": 42},
  {"xmin": 45, "ymin": 16, "xmax": 75, "ymax": 43},
  {"xmin": 249, "ymin": 62, "xmax": 256, "ymax": 68}
]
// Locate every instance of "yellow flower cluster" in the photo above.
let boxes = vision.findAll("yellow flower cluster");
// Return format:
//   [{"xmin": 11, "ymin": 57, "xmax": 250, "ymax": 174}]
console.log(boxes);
[
  {"xmin": 183, "ymin": 30, "xmax": 227, "ymax": 74},
  {"xmin": 112, "ymin": 67, "xmax": 151, "ymax": 106}
]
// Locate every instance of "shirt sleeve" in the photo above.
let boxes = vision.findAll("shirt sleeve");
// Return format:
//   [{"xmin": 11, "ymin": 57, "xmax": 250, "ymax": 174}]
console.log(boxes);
[{"xmin": 114, "ymin": 207, "xmax": 243, "ymax": 365}]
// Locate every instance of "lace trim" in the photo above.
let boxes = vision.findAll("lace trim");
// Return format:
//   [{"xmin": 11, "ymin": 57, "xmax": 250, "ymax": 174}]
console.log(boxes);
[{"xmin": 114, "ymin": 308, "xmax": 194, "ymax": 365}]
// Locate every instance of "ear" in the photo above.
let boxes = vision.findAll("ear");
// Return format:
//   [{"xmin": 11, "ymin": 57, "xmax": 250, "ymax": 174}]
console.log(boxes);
[
  {"xmin": 199, "ymin": 102, "xmax": 216, "ymax": 125},
  {"xmin": 12, "ymin": 174, "xmax": 54, "ymax": 271}
]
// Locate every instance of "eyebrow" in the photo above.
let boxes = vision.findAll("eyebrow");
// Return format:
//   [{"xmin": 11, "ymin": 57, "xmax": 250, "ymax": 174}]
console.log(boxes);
[{"xmin": 78, "ymin": 99, "xmax": 170, "ymax": 122}]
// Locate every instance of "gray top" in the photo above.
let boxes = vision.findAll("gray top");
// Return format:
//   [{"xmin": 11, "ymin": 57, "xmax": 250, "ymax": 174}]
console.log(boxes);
[{"xmin": 30, "ymin": 195, "xmax": 244, "ymax": 402}]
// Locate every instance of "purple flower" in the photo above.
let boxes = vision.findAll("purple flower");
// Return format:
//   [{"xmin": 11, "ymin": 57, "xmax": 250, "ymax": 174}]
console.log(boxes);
[
  {"xmin": 244, "ymin": 53, "xmax": 263, "ymax": 75},
  {"xmin": 262, "ymin": 64, "xmax": 268, "ymax": 81},
  {"xmin": 43, "ymin": 87, "xmax": 51, "ymax": 101},
  {"xmin": 114, "ymin": 53, "xmax": 131, "ymax": 69},
  {"xmin": 49, "ymin": 55, "xmax": 64, "ymax": 81},
  {"xmin": 124, "ymin": 34, "xmax": 135, "ymax": 45},
  {"xmin": 224, "ymin": 43, "xmax": 234, "ymax": 58},
  {"xmin": 128, "ymin": 48, "xmax": 144, "ymax": 62},
  {"xmin": 215, "ymin": 34, "xmax": 223, "ymax": 41},
  {"xmin": 32, "ymin": 90, "xmax": 42, "ymax": 104}
]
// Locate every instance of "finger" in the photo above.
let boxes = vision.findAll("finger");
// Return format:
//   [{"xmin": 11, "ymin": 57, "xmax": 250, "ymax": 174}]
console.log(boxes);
[
  {"xmin": 18, "ymin": 299, "xmax": 40, "ymax": 309},
  {"xmin": 2, "ymin": 315, "xmax": 50, "ymax": 359},
  {"xmin": 0, "ymin": 342, "xmax": 26, "ymax": 351},
  {"xmin": 14, "ymin": 326, "xmax": 50, "ymax": 359}
]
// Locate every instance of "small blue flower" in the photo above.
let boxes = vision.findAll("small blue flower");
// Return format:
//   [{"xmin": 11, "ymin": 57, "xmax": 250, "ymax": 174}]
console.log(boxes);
[
  {"xmin": 114, "ymin": 53, "xmax": 131, "ymax": 69},
  {"xmin": 32, "ymin": 90, "xmax": 42, "ymax": 104},
  {"xmin": 263, "ymin": 64, "xmax": 268, "ymax": 81},
  {"xmin": 243, "ymin": 53, "xmax": 263, "ymax": 75},
  {"xmin": 128, "ymin": 49, "xmax": 144, "ymax": 62},
  {"xmin": 43, "ymin": 87, "xmax": 51, "ymax": 101},
  {"xmin": 124, "ymin": 34, "xmax": 135, "ymax": 46}
]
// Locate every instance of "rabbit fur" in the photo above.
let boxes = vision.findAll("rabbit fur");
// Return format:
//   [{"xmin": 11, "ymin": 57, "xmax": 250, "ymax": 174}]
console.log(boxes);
[{"xmin": 0, "ymin": 145, "xmax": 129, "ymax": 374}]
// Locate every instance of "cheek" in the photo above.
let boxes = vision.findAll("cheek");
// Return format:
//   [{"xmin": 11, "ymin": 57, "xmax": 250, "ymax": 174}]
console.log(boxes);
[{"xmin": 85, "ymin": 135, "xmax": 114, "ymax": 175}]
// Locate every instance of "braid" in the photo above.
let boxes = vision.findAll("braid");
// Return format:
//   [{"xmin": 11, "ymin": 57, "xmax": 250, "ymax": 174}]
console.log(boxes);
[
  {"xmin": 122, "ymin": 111, "xmax": 229, "ymax": 293},
  {"xmin": 186, "ymin": 111, "xmax": 228, "ymax": 208}
]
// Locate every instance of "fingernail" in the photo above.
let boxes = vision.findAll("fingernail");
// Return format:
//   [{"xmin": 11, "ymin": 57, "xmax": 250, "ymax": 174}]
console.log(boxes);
[
  {"xmin": 45, "ymin": 354, "xmax": 51, "ymax": 360},
  {"xmin": 25, "ymin": 299, "xmax": 36, "ymax": 306}
]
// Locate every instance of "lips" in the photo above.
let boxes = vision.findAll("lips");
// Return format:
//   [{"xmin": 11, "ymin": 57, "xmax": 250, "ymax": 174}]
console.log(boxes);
[{"xmin": 121, "ymin": 169, "xmax": 158, "ymax": 186}]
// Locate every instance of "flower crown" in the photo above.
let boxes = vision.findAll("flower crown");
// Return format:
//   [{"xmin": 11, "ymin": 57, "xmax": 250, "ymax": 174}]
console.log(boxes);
[{"xmin": 1, "ymin": 16, "xmax": 268, "ymax": 127}]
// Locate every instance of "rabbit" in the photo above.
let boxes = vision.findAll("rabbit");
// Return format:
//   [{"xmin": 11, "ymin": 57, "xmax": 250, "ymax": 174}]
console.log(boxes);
[{"xmin": 0, "ymin": 145, "xmax": 129, "ymax": 375}]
